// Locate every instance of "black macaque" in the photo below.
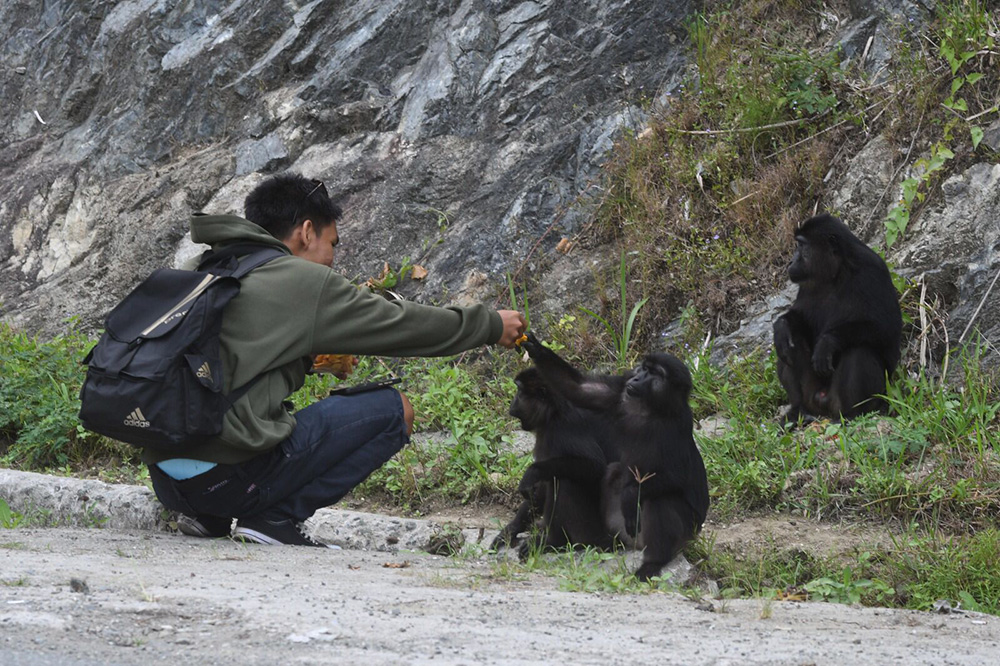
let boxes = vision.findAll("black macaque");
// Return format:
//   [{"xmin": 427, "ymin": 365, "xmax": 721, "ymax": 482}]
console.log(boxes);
[
  {"xmin": 519, "ymin": 334, "xmax": 710, "ymax": 582},
  {"xmin": 492, "ymin": 367, "xmax": 625, "ymax": 555},
  {"xmin": 773, "ymin": 214, "xmax": 902, "ymax": 423}
]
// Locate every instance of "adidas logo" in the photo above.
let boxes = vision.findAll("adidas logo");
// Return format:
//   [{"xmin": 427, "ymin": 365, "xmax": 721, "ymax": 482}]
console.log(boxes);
[
  {"xmin": 123, "ymin": 407, "xmax": 151, "ymax": 428},
  {"xmin": 196, "ymin": 362, "xmax": 212, "ymax": 380},
  {"xmin": 162, "ymin": 310, "xmax": 187, "ymax": 326}
]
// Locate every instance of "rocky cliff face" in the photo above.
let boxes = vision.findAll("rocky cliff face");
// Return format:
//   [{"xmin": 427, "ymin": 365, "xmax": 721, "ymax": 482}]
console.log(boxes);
[
  {"xmin": 3, "ymin": 0, "xmax": 998, "ymax": 367},
  {"xmin": 1, "ymin": 0, "xmax": 693, "ymax": 334}
]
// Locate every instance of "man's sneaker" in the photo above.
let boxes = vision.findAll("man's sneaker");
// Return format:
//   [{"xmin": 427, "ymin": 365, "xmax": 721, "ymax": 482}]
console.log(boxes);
[
  {"xmin": 177, "ymin": 514, "xmax": 232, "ymax": 538},
  {"xmin": 233, "ymin": 517, "xmax": 340, "ymax": 549}
]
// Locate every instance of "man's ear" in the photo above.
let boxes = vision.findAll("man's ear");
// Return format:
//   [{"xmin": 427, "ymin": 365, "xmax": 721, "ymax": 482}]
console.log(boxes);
[
  {"xmin": 282, "ymin": 221, "xmax": 308, "ymax": 255},
  {"xmin": 300, "ymin": 218, "xmax": 316, "ymax": 244}
]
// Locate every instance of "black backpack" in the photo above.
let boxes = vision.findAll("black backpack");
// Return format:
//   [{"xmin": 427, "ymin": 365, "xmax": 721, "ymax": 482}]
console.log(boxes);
[{"xmin": 79, "ymin": 244, "xmax": 285, "ymax": 450}]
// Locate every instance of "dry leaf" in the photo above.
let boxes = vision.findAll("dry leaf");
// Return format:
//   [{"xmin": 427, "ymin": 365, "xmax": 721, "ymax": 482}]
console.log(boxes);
[
  {"xmin": 411, "ymin": 264, "xmax": 428, "ymax": 280},
  {"xmin": 383, "ymin": 561, "xmax": 411, "ymax": 569},
  {"xmin": 775, "ymin": 588, "xmax": 808, "ymax": 602}
]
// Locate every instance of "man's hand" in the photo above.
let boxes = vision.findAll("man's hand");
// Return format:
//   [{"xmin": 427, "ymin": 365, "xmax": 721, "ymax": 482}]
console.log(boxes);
[{"xmin": 495, "ymin": 310, "xmax": 527, "ymax": 348}]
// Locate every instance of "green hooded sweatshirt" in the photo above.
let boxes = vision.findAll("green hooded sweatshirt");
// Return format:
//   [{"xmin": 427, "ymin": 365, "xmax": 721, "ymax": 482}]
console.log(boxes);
[{"xmin": 141, "ymin": 214, "xmax": 503, "ymax": 466}]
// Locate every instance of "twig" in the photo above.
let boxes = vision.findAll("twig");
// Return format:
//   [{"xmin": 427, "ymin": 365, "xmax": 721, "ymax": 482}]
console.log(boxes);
[
  {"xmin": 665, "ymin": 110, "xmax": 830, "ymax": 136},
  {"xmin": 762, "ymin": 98, "xmax": 888, "ymax": 162},
  {"xmin": 918, "ymin": 275, "xmax": 928, "ymax": 369},
  {"xmin": 965, "ymin": 104, "xmax": 999, "ymax": 123},
  {"xmin": 727, "ymin": 189, "xmax": 761, "ymax": 207},
  {"xmin": 941, "ymin": 313, "xmax": 952, "ymax": 385},
  {"xmin": 860, "ymin": 107, "xmax": 925, "ymax": 239},
  {"xmin": 762, "ymin": 117, "xmax": 849, "ymax": 161},
  {"xmin": 958, "ymin": 264, "xmax": 1000, "ymax": 345},
  {"xmin": 860, "ymin": 35, "xmax": 874, "ymax": 68}
]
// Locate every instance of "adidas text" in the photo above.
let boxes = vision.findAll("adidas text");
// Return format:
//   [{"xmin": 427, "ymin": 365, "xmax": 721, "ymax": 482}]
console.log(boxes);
[{"xmin": 124, "ymin": 407, "xmax": 151, "ymax": 428}]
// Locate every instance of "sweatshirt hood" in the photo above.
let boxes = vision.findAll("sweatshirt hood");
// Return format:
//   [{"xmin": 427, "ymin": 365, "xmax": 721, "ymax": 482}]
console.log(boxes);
[{"xmin": 190, "ymin": 213, "xmax": 291, "ymax": 254}]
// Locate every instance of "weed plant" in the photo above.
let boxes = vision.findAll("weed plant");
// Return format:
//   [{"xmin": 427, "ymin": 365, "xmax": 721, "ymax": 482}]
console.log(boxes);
[
  {"xmin": 593, "ymin": 0, "xmax": 851, "ymax": 339},
  {"xmin": 495, "ymin": 542, "xmax": 683, "ymax": 594},
  {"xmin": 0, "ymin": 321, "xmax": 141, "ymax": 474}
]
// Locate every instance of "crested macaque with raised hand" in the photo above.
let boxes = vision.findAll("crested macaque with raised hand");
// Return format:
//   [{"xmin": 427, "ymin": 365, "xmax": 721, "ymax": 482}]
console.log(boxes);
[
  {"xmin": 519, "ymin": 334, "xmax": 709, "ymax": 582},
  {"xmin": 773, "ymin": 214, "xmax": 902, "ymax": 423},
  {"xmin": 492, "ymin": 366, "xmax": 625, "ymax": 555}
]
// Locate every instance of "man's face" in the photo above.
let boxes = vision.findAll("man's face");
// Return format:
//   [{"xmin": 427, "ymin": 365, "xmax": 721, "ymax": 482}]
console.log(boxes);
[{"xmin": 293, "ymin": 219, "xmax": 340, "ymax": 267}]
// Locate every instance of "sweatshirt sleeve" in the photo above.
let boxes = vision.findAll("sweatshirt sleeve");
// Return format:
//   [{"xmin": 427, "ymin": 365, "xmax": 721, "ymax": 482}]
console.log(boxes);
[{"xmin": 309, "ymin": 271, "xmax": 504, "ymax": 357}]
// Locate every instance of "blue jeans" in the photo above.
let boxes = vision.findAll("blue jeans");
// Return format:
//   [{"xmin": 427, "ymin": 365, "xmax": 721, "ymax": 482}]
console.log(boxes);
[{"xmin": 150, "ymin": 388, "xmax": 409, "ymax": 522}]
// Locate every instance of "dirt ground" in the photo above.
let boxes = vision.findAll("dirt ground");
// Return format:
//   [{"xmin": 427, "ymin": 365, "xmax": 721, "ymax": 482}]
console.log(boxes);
[{"xmin": 2, "ymin": 525, "xmax": 999, "ymax": 666}]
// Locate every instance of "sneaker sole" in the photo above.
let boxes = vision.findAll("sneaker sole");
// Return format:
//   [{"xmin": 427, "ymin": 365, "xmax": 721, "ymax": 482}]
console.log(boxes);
[
  {"xmin": 232, "ymin": 526, "xmax": 283, "ymax": 545},
  {"xmin": 177, "ymin": 517, "xmax": 229, "ymax": 539},
  {"xmin": 232, "ymin": 526, "xmax": 341, "ymax": 549}
]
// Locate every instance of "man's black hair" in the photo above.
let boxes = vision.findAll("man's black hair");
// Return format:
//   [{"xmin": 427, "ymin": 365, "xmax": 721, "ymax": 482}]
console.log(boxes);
[{"xmin": 244, "ymin": 173, "xmax": 342, "ymax": 240}]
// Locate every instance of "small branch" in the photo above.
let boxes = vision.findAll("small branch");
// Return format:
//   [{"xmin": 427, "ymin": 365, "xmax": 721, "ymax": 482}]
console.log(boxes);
[
  {"xmin": 860, "ymin": 107, "xmax": 925, "ymax": 239},
  {"xmin": 727, "ymin": 189, "xmax": 761, "ymax": 207},
  {"xmin": 941, "ymin": 313, "xmax": 952, "ymax": 385},
  {"xmin": 918, "ymin": 275, "xmax": 928, "ymax": 369},
  {"xmin": 965, "ymin": 104, "xmax": 999, "ymax": 123},
  {"xmin": 665, "ymin": 110, "xmax": 830, "ymax": 136},
  {"xmin": 958, "ymin": 264, "xmax": 1000, "ymax": 345},
  {"xmin": 762, "ymin": 97, "xmax": 888, "ymax": 162},
  {"xmin": 762, "ymin": 117, "xmax": 849, "ymax": 160}
]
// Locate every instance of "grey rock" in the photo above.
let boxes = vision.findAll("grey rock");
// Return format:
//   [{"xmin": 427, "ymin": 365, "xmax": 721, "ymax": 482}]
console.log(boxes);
[
  {"xmin": 839, "ymin": 1, "xmax": 931, "ymax": 79},
  {"xmin": 899, "ymin": 163, "xmax": 1000, "ymax": 348},
  {"xmin": 982, "ymin": 119, "xmax": 1000, "ymax": 153},
  {"xmin": 0, "ymin": 468, "xmax": 165, "ymax": 531},
  {"xmin": 697, "ymin": 414, "xmax": 731, "ymax": 439},
  {"xmin": 828, "ymin": 134, "xmax": 896, "ymax": 243},
  {"xmin": 0, "ymin": 0, "xmax": 696, "ymax": 337},
  {"xmin": 234, "ymin": 132, "xmax": 289, "ymax": 176},
  {"xmin": 0, "ymin": 466, "xmax": 500, "ymax": 553},
  {"xmin": 711, "ymin": 285, "xmax": 795, "ymax": 364}
]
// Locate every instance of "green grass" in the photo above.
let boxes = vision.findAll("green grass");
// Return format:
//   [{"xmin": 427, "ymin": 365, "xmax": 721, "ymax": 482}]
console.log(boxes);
[
  {"xmin": 687, "ymin": 342, "xmax": 1000, "ymax": 530},
  {"xmin": 693, "ymin": 528, "xmax": 1000, "ymax": 615},
  {"xmin": 349, "ymin": 355, "xmax": 528, "ymax": 508},
  {"xmin": 485, "ymin": 540, "xmax": 694, "ymax": 595},
  {"xmin": 0, "ymin": 320, "xmax": 144, "ymax": 477}
]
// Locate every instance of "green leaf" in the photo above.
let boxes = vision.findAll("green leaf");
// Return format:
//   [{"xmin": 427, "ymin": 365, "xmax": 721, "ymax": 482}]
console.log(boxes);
[
  {"xmin": 951, "ymin": 78, "xmax": 964, "ymax": 95},
  {"xmin": 0, "ymin": 498, "xmax": 13, "ymax": 528},
  {"xmin": 971, "ymin": 126, "xmax": 984, "ymax": 150},
  {"xmin": 940, "ymin": 43, "xmax": 958, "ymax": 73},
  {"xmin": 579, "ymin": 306, "xmax": 617, "ymax": 345},
  {"xmin": 958, "ymin": 591, "xmax": 983, "ymax": 613},
  {"xmin": 966, "ymin": 72, "xmax": 984, "ymax": 85},
  {"xmin": 952, "ymin": 98, "xmax": 968, "ymax": 112},
  {"xmin": 936, "ymin": 146, "xmax": 955, "ymax": 160},
  {"xmin": 886, "ymin": 227, "xmax": 898, "ymax": 248}
]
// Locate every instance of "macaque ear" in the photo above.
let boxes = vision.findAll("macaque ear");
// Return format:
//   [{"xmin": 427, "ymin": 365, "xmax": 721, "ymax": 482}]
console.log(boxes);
[{"xmin": 826, "ymin": 233, "xmax": 840, "ymax": 253}]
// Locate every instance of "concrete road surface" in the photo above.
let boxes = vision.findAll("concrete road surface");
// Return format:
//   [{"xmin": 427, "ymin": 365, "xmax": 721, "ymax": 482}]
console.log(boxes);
[{"xmin": 1, "ymin": 527, "xmax": 998, "ymax": 665}]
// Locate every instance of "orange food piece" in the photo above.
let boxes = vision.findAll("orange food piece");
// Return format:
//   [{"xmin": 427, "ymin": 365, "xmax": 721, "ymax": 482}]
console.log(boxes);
[
  {"xmin": 312, "ymin": 354, "xmax": 355, "ymax": 374},
  {"xmin": 514, "ymin": 334, "xmax": 528, "ymax": 346}
]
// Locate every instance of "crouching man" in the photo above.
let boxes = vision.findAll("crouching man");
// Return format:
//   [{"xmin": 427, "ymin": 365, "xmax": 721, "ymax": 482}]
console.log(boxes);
[{"xmin": 147, "ymin": 173, "xmax": 525, "ymax": 547}]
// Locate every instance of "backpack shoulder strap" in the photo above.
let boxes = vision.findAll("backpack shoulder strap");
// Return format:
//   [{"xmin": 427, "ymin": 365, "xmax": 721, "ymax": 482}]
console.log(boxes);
[
  {"xmin": 197, "ymin": 244, "xmax": 287, "ymax": 278},
  {"xmin": 231, "ymin": 246, "xmax": 286, "ymax": 279}
]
